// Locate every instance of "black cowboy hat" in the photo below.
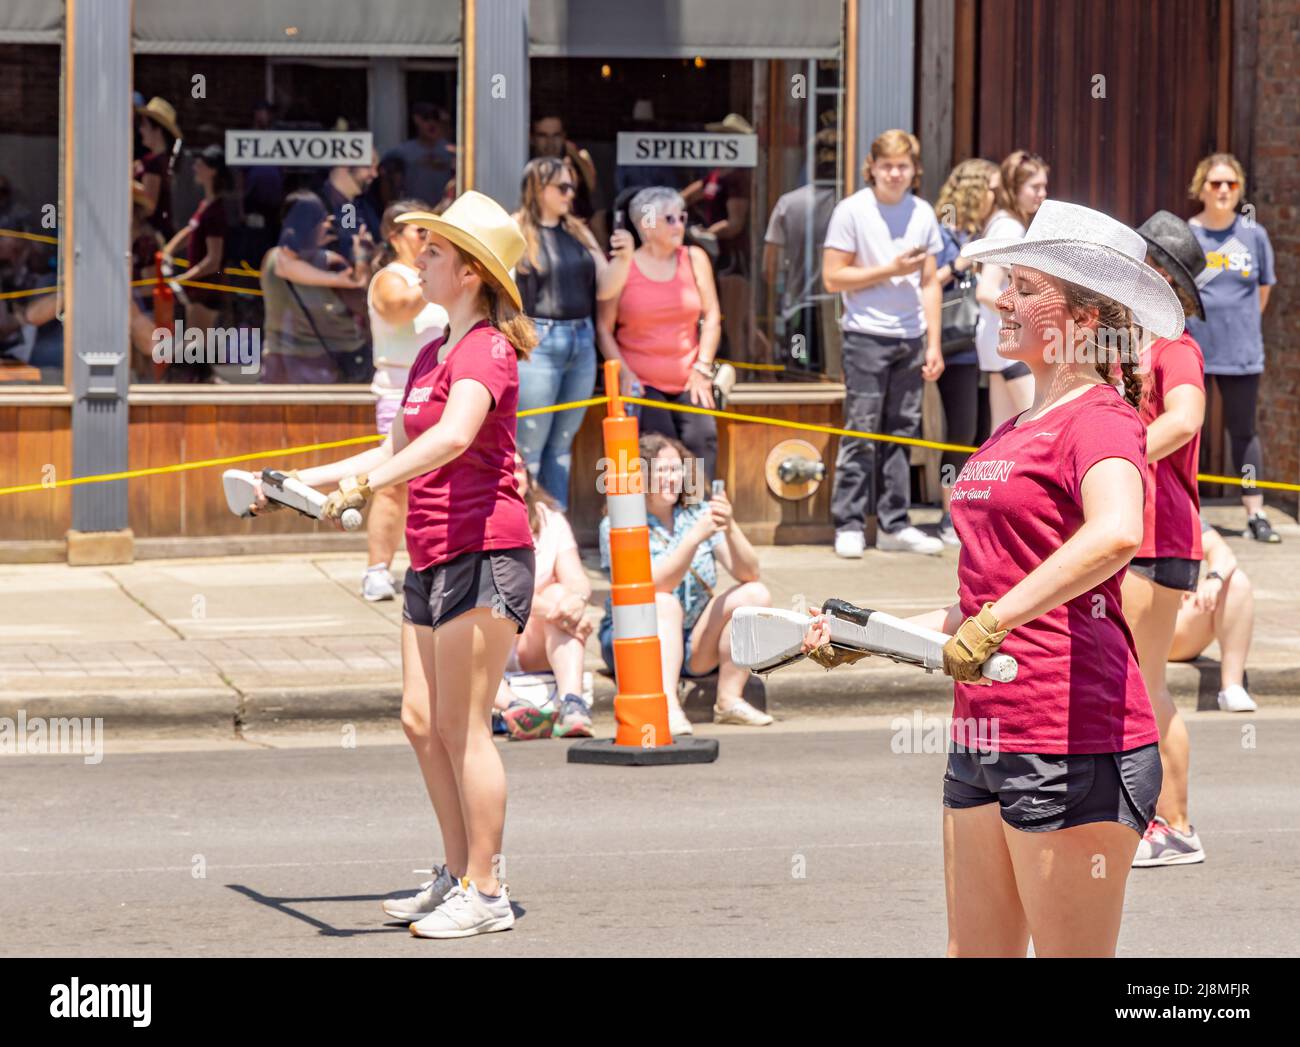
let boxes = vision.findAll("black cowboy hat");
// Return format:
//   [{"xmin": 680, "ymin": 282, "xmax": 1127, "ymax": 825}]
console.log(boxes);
[{"xmin": 1135, "ymin": 210, "xmax": 1206, "ymax": 321}]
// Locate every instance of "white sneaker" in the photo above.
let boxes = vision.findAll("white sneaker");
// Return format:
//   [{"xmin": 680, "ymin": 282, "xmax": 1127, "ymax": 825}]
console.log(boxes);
[
  {"xmin": 876, "ymin": 525, "xmax": 943, "ymax": 556},
  {"xmin": 713, "ymin": 699, "xmax": 774, "ymax": 726},
  {"xmin": 409, "ymin": 881, "xmax": 514, "ymax": 939},
  {"xmin": 668, "ymin": 706, "xmax": 694, "ymax": 737},
  {"xmin": 381, "ymin": 864, "xmax": 456, "ymax": 923},
  {"xmin": 1217, "ymin": 685, "xmax": 1257, "ymax": 713},
  {"xmin": 362, "ymin": 567, "xmax": 397, "ymax": 602},
  {"xmin": 834, "ymin": 530, "xmax": 866, "ymax": 559}
]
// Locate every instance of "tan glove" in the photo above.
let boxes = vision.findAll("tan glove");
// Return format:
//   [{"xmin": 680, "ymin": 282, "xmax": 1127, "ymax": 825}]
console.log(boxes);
[
  {"xmin": 322, "ymin": 474, "xmax": 373, "ymax": 520},
  {"xmin": 942, "ymin": 603, "xmax": 1008, "ymax": 683},
  {"xmin": 807, "ymin": 643, "xmax": 871, "ymax": 671}
]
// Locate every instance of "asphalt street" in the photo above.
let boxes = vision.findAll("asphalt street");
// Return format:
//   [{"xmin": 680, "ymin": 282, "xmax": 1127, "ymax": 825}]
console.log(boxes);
[{"xmin": 2, "ymin": 713, "xmax": 1298, "ymax": 957}]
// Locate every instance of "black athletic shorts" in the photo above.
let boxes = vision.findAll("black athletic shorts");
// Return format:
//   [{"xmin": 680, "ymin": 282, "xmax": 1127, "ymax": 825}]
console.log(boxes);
[
  {"xmin": 402, "ymin": 547, "xmax": 534, "ymax": 633},
  {"xmin": 1128, "ymin": 556, "xmax": 1200, "ymax": 592},
  {"xmin": 942, "ymin": 742, "xmax": 1161, "ymax": 834}
]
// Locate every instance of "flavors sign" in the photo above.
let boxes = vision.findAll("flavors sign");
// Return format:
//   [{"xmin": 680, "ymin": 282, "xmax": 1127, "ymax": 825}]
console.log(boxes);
[{"xmin": 225, "ymin": 130, "xmax": 373, "ymax": 167}]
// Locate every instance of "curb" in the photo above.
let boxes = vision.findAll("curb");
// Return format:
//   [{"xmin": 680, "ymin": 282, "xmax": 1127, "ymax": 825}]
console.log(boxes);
[{"xmin": 1, "ymin": 658, "xmax": 1295, "ymax": 728}]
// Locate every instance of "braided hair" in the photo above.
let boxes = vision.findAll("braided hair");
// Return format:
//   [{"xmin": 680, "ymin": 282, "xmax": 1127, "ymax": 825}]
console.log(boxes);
[{"xmin": 1060, "ymin": 280, "xmax": 1146, "ymax": 411}]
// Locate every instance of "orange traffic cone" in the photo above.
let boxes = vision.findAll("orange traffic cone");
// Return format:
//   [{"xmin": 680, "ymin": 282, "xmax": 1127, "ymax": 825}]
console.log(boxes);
[{"xmin": 568, "ymin": 361, "xmax": 718, "ymax": 766}]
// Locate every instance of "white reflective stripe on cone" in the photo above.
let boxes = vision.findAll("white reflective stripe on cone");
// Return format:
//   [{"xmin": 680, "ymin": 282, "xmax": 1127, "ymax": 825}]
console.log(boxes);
[
  {"xmin": 606, "ymin": 492, "xmax": 647, "ymax": 529},
  {"xmin": 612, "ymin": 602, "xmax": 658, "ymax": 639}
]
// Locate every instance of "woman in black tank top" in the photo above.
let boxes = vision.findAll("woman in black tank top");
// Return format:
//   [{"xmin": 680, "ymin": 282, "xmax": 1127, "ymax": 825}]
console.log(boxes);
[{"xmin": 512, "ymin": 157, "xmax": 634, "ymax": 510}]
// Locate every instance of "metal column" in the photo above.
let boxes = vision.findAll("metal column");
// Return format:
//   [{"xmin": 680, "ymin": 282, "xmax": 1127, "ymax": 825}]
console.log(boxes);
[
  {"xmin": 67, "ymin": 0, "xmax": 132, "ymax": 541},
  {"xmin": 853, "ymin": 0, "xmax": 915, "ymax": 174},
  {"xmin": 466, "ymin": 0, "xmax": 529, "ymax": 208}
]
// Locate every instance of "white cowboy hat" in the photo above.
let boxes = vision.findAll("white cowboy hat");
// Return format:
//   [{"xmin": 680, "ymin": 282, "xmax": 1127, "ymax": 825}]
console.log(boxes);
[
  {"xmin": 961, "ymin": 200, "xmax": 1184, "ymax": 340},
  {"xmin": 397, "ymin": 191, "xmax": 525, "ymax": 310}
]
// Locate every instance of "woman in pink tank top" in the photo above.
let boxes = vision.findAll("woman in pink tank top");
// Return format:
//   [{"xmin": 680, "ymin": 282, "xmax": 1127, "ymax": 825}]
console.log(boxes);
[{"xmin": 596, "ymin": 186, "xmax": 723, "ymax": 481}]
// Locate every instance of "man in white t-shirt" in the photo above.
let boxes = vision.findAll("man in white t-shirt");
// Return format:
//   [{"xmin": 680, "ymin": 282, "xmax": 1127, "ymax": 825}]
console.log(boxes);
[{"xmin": 822, "ymin": 131, "xmax": 945, "ymax": 557}]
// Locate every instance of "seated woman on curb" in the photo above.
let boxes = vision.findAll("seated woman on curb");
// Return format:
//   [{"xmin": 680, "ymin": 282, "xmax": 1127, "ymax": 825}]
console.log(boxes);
[
  {"xmin": 1168, "ymin": 516, "xmax": 1257, "ymax": 713},
  {"xmin": 498, "ymin": 454, "xmax": 595, "ymax": 740},
  {"xmin": 598, "ymin": 433, "xmax": 774, "ymax": 735}
]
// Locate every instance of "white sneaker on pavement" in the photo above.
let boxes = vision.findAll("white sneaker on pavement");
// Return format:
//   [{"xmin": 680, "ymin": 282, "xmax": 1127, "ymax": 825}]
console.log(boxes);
[
  {"xmin": 362, "ymin": 567, "xmax": 397, "ymax": 602},
  {"xmin": 668, "ymin": 706, "xmax": 694, "ymax": 737},
  {"xmin": 381, "ymin": 864, "xmax": 457, "ymax": 923},
  {"xmin": 834, "ymin": 530, "xmax": 866, "ymax": 559},
  {"xmin": 409, "ymin": 881, "xmax": 514, "ymax": 939},
  {"xmin": 876, "ymin": 525, "xmax": 943, "ymax": 556},
  {"xmin": 1217, "ymin": 685, "xmax": 1257, "ymax": 713},
  {"xmin": 713, "ymin": 699, "xmax": 774, "ymax": 726}
]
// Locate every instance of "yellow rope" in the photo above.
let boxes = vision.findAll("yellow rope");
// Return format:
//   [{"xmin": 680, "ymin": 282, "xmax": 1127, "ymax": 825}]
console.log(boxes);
[
  {"xmin": 0, "ymin": 227, "xmax": 58, "ymax": 244},
  {"xmin": 4, "ymin": 393, "xmax": 1298, "ymax": 495}
]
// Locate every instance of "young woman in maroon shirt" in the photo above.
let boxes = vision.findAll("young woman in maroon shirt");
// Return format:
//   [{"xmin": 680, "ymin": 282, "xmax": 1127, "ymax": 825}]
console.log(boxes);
[
  {"xmin": 253, "ymin": 192, "xmax": 537, "ymax": 939},
  {"xmin": 804, "ymin": 202, "xmax": 1185, "ymax": 956},
  {"xmin": 1123, "ymin": 212, "xmax": 1210, "ymax": 869}
]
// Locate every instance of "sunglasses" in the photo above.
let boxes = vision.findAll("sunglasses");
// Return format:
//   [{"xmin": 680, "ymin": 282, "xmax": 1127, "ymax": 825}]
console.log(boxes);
[
  {"xmin": 1207, "ymin": 179, "xmax": 1240, "ymax": 191},
  {"xmin": 549, "ymin": 182, "xmax": 577, "ymax": 195}
]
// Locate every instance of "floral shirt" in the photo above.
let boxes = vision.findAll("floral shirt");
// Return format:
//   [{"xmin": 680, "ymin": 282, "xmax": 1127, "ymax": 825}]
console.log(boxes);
[{"xmin": 599, "ymin": 503, "xmax": 724, "ymax": 632}]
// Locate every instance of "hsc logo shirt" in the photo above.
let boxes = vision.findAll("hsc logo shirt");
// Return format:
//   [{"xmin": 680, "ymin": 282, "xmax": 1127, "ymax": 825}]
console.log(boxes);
[{"xmin": 949, "ymin": 384, "xmax": 1157, "ymax": 755}]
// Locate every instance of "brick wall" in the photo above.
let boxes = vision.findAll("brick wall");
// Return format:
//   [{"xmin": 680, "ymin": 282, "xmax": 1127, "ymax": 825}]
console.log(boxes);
[{"xmin": 1254, "ymin": 0, "xmax": 1300, "ymax": 512}]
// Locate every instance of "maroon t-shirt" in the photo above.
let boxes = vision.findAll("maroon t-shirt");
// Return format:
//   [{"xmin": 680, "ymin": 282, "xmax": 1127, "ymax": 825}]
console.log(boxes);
[
  {"xmin": 401, "ymin": 321, "xmax": 533, "ymax": 570},
  {"xmin": 949, "ymin": 384, "xmax": 1157, "ymax": 755},
  {"xmin": 185, "ymin": 198, "xmax": 227, "ymax": 279},
  {"xmin": 1136, "ymin": 333, "xmax": 1204, "ymax": 560},
  {"xmin": 134, "ymin": 151, "xmax": 173, "ymax": 236}
]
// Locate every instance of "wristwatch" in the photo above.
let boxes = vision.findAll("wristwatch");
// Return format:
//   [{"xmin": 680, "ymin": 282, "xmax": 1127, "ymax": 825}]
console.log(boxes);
[
  {"xmin": 1205, "ymin": 570, "xmax": 1224, "ymax": 583},
  {"xmin": 693, "ymin": 359, "xmax": 719, "ymax": 379}
]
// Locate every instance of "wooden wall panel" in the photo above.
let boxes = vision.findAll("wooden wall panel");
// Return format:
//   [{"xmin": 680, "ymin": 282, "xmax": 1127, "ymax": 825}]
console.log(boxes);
[
  {"xmin": 121, "ymin": 402, "xmax": 378, "ymax": 539},
  {"xmin": 0, "ymin": 406, "xmax": 73, "ymax": 541},
  {"xmin": 969, "ymin": 0, "xmax": 1228, "ymax": 227}
]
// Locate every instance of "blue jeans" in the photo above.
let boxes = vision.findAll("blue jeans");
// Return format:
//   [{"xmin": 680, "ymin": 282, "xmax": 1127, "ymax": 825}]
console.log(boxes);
[{"xmin": 516, "ymin": 317, "xmax": 597, "ymax": 511}]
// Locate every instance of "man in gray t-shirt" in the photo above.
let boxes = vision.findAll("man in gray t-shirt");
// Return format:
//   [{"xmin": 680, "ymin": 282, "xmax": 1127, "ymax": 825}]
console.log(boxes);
[
  {"xmin": 822, "ymin": 138, "xmax": 945, "ymax": 557},
  {"xmin": 384, "ymin": 103, "xmax": 455, "ymax": 207}
]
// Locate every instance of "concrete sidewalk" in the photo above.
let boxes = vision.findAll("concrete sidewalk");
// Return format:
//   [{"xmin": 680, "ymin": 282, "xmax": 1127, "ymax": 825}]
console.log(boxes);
[{"xmin": 2, "ymin": 504, "xmax": 1297, "ymax": 730}]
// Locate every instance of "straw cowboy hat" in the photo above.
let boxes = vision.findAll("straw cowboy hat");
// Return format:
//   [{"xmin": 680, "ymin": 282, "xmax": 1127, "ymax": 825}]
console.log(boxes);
[
  {"xmin": 1135, "ymin": 210, "xmax": 1207, "ymax": 321},
  {"xmin": 705, "ymin": 113, "xmax": 754, "ymax": 135},
  {"xmin": 136, "ymin": 96, "xmax": 181, "ymax": 140},
  {"xmin": 397, "ymin": 191, "xmax": 526, "ymax": 310},
  {"xmin": 961, "ymin": 200, "xmax": 1184, "ymax": 340}
]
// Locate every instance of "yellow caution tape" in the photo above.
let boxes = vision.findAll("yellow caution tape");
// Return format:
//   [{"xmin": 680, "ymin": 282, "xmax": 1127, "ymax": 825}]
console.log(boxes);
[
  {"xmin": 0, "ymin": 286, "xmax": 58, "ymax": 301},
  {"xmin": 623, "ymin": 394, "xmax": 977, "ymax": 454},
  {"xmin": 0, "ymin": 398, "xmax": 610, "ymax": 495},
  {"xmin": 4, "ymin": 393, "xmax": 1299, "ymax": 495},
  {"xmin": 0, "ymin": 227, "xmax": 58, "ymax": 245}
]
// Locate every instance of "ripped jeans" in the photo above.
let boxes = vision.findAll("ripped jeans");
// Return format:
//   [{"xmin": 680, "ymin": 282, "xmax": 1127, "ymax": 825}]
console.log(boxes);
[{"xmin": 515, "ymin": 316, "xmax": 597, "ymax": 511}]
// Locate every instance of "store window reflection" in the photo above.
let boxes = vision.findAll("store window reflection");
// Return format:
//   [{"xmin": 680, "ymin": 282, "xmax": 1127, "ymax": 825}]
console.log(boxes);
[
  {"xmin": 0, "ymin": 44, "xmax": 63, "ymax": 386},
  {"xmin": 128, "ymin": 54, "xmax": 457, "ymax": 385},
  {"xmin": 530, "ymin": 55, "xmax": 841, "ymax": 385}
]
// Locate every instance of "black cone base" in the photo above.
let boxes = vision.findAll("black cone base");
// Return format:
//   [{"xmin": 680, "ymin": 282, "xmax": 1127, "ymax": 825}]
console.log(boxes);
[{"xmin": 565, "ymin": 737, "xmax": 720, "ymax": 765}]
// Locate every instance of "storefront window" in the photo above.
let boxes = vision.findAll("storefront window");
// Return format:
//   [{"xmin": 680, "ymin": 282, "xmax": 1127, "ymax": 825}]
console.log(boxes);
[
  {"xmin": 0, "ymin": 43, "xmax": 63, "ymax": 386},
  {"xmin": 128, "ymin": 54, "xmax": 458, "ymax": 385},
  {"xmin": 530, "ymin": 54, "xmax": 842, "ymax": 385}
]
